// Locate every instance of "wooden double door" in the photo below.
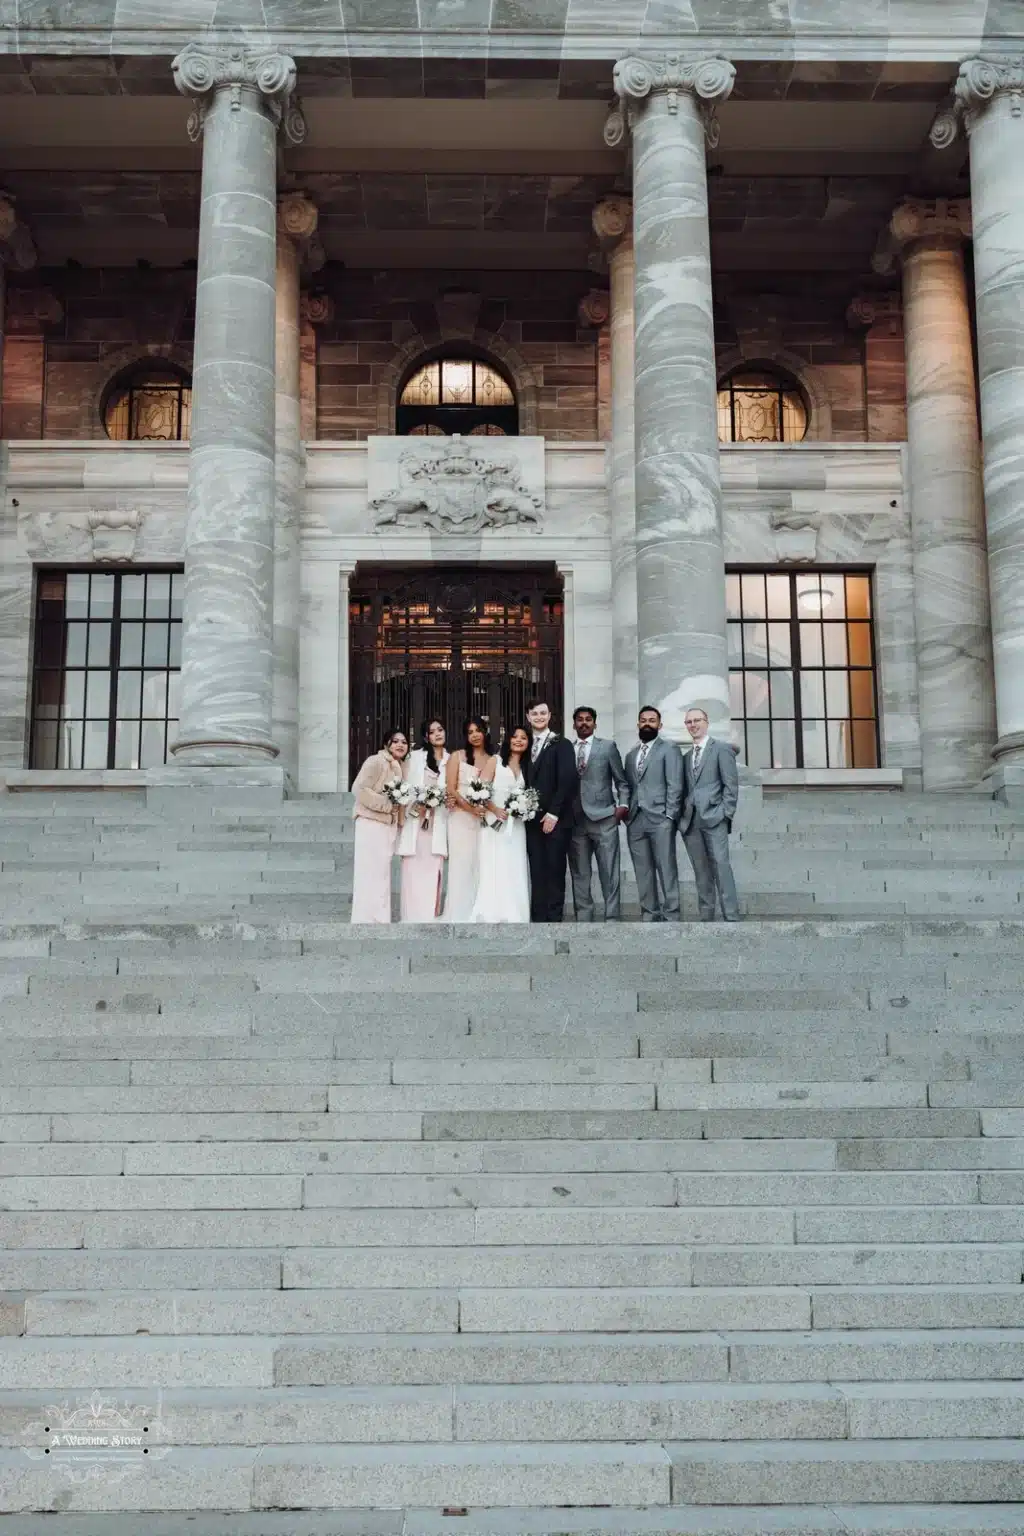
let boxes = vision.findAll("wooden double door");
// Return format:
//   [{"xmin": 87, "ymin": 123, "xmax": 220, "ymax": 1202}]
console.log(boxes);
[{"xmin": 348, "ymin": 564, "xmax": 564, "ymax": 778}]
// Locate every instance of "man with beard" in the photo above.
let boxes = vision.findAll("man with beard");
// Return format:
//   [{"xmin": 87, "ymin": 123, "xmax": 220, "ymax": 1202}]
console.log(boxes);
[{"xmin": 623, "ymin": 705, "xmax": 683, "ymax": 922}]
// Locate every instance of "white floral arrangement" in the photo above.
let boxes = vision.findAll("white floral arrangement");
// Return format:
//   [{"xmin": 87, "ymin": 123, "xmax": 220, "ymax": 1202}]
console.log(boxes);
[
  {"xmin": 505, "ymin": 785, "xmax": 540, "ymax": 823},
  {"xmin": 384, "ymin": 779, "xmax": 416, "ymax": 808},
  {"xmin": 415, "ymin": 781, "xmax": 446, "ymax": 812},
  {"xmin": 464, "ymin": 777, "xmax": 492, "ymax": 806}
]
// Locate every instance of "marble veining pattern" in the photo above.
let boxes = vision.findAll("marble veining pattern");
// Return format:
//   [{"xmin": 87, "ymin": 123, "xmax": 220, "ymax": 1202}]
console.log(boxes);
[
  {"xmin": 608, "ymin": 53, "xmax": 734, "ymax": 742},
  {"xmin": 892, "ymin": 198, "xmax": 997, "ymax": 789},
  {"xmin": 594, "ymin": 195, "xmax": 639, "ymax": 746},
  {"xmin": 170, "ymin": 44, "xmax": 298, "ymax": 766},
  {"xmin": 273, "ymin": 193, "xmax": 318, "ymax": 787},
  {"xmin": 933, "ymin": 57, "xmax": 1024, "ymax": 771}
]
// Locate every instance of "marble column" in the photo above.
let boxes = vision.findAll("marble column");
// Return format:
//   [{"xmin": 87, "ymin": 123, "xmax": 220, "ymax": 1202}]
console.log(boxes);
[
  {"xmin": 592, "ymin": 196, "xmax": 639, "ymax": 744},
  {"xmin": 932, "ymin": 59, "xmax": 1024, "ymax": 784},
  {"xmin": 606, "ymin": 55, "xmax": 735, "ymax": 741},
  {"xmin": 273, "ymin": 192, "xmax": 319, "ymax": 787},
  {"xmin": 170, "ymin": 43, "xmax": 304, "ymax": 767},
  {"xmin": 887, "ymin": 198, "xmax": 996, "ymax": 788}
]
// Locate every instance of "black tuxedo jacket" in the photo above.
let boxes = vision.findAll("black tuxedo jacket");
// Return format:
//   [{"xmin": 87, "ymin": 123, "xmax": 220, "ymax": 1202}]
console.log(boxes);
[{"xmin": 525, "ymin": 733, "xmax": 577, "ymax": 824}]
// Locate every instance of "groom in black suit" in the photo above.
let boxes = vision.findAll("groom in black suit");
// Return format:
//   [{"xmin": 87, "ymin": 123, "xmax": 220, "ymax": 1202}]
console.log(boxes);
[{"xmin": 524, "ymin": 699, "xmax": 577, "ymax": 922}]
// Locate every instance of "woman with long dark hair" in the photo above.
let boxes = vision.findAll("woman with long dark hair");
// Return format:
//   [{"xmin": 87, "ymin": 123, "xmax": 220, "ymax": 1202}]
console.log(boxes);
[
  {"xmin": 469, "ymin": 722, "xmax": 532, "ymax": 923},
  {"xmin": 350, "ymin": 727, "xmax": 409, "ymax": 924},
  {"xmin": 442, "ymin": 715, "xmax": 495, "ymax": 921},
  {"xmin": 398, "ymin": 717, "xmax": 449, "ymax": 922}
]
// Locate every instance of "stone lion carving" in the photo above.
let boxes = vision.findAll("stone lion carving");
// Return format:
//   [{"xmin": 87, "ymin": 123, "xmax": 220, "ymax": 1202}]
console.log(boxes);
[{"xmin": 370, "ymin": 437, "xmax": 543, "ymax": 534}]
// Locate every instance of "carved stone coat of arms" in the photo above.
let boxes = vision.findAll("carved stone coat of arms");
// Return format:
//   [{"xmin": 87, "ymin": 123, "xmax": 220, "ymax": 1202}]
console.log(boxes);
[{"xmin": 368, "ymin": 436, "xmax": 544, "ymax": 535}]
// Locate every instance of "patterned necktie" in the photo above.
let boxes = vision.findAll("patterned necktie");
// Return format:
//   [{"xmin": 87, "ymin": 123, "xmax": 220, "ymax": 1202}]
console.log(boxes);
[
  {"xmin": 576, "ymin": 741, "xmax": 587, "ymax": 774},
  {"xmin": 532, "ymin": 735, "xmax": 542, "ymax": 763},
  {"xmin": 637, "ymin": 742, "xmax": 650, "ymax": 775},
  {"xmin": 692, "ymin": 743, "xmax": 703, "ymax": 776}
]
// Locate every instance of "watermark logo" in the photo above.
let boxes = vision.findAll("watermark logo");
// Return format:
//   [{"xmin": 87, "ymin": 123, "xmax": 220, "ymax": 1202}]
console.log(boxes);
[{"xmin": 23, "ymin": 1392, "xmax": 171, "ymax": 1485}]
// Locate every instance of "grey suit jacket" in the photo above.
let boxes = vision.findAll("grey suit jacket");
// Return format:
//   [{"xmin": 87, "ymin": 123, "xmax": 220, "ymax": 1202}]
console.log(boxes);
[
  {"xmin": 574, "ymin": 737, "xmax": 628, "ymax": 822},
  {"xmin": 624, "ymin": 737, "xmax": 684, "ymax": 825},
  {"xmin": 679, "ymin": 738, "xmax": 739, "ymax": 835}
]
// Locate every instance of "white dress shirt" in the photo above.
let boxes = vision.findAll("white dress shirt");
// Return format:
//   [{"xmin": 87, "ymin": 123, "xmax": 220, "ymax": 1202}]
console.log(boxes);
[
  {"xmin": 531, "ymin": 729, "xmax": 551, "ymax": 762},
  {"xmin": 574, "ymin": 736, "xmax": 592, "ymax": 771}
]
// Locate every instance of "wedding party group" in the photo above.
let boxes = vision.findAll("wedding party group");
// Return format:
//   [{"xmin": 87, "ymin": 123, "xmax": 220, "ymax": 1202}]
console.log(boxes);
[{"xmin": 349, "ymin": 699, "xmax": 741, "ymax": 925}]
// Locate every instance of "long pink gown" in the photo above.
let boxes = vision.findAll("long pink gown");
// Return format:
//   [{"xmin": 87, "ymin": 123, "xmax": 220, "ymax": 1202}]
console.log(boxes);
[
  {"xmin": 400, "ymin": 815, "xmax": 444, "ymax": 921},
  {"xmin": 350, "ymin": 817, "xmax": 397, "ymax": 924}
]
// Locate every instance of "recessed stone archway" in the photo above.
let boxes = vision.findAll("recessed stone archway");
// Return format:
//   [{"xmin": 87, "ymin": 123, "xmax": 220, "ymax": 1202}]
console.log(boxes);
[
  {"xmin": 716, "ymin": 346, "xmax": 834, "ymax": 442},
  {"xmin": 377, "ymin": 329, "xmax": 540, "ymax": 437}
]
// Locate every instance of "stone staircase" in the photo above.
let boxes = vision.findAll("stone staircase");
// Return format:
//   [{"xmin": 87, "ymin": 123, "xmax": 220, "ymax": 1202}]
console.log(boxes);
[{"xmin": 0, "ymin": 786, "xmax": 1023, "ymax": 1532}]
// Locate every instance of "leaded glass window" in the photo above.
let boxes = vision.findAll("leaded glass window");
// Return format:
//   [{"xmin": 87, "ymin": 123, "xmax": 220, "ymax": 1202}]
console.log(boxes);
[
  {"xmin": 397, "ymin": 357, "xmax": 517, "ymax": 436},
  {"xmin": 30, "ymin": 570, "xmax": 183, "ymax": 770},
  {"xmin": 717, "ymin": 368, "xmax": 807, "ymax": 444},
  {"xmin": 104, "ymin": 365, "xmax": 192, "ymax": 442},
  {"xmin": 727, "ymin": 568, "xmax": 879, "ymax": 769}
]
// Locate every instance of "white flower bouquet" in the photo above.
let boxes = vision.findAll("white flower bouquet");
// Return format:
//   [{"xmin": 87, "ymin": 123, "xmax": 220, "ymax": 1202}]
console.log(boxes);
[
  {"xmin": 464, "ymin": 777, "xmax": 492, "ymax": 807},
  {"xmin": 415, "ymin": 781, "xmax": 446, "ymax": 812},
  {"xmin": 504, "ymin": 785, "xmax": 540, "ymax": 823},
  {"xmin": 383, "ymin": 779, "xmax": 416, "ymax": 809}
]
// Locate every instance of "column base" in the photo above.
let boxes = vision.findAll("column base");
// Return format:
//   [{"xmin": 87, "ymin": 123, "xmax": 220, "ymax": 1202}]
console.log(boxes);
[
  {"xmin": 171, "ymin": 738, "xmax": 280, "ymax": 768},
  {"xmin": 983, "ymin": 760, "xmax": 1024, "ymax": 808},
  {"xmin": 146, "ymin": 764, "xmax": 287, "ymax": 813}
]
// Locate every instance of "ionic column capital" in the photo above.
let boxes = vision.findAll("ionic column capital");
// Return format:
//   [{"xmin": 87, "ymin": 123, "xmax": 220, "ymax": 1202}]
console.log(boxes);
[
  {"xmin": 846, "ymin": 291, "xmax": 902, "ymax": 333},
  {"xmin": 278, "ymin": 192, "xmax": 319, "ymax": 243},
  {"xmin": 0, "ymin": 197, "xmax": 37, "ymax": 273},
  {"xmin": 930, "ymin": 54, "xmax": 1024, "ymax": 146},
  {"xmin": 578, "ymin": 288, "xmax": 611, "ymax": 329},
  {"xmin": 891, "ymin": 196, "xmax": 972, "ymax": 252},
  {"xmin": 592, "ymin": 194, "xmax": 633, "ymax": 251},
  {"xmin": 605, "ymin": 54, "xmax": 735, "ymax": 150},
  {"xmin": 301, "ymin": 292, "xmax": 334, "ymax": 327},
  {"xmin": 172, "ymin": 42, "xmax": 305, "ymax": 145}
]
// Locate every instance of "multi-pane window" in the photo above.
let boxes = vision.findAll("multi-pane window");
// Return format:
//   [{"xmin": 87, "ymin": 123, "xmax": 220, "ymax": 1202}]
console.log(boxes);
[
  {"xmin": 727, "ymin": 569, "xmax": 879, "ymax": 770},
  {"xmin": 717, "ymin": 368, "xmax": 808, "ymax": 443},
  {"xmin": 104, "ymin": 366, "xmax": 192, "ymax": 442},
  {"xmin": 397, "ymin": 357, "xmax": 518, "ymax": 437},
  {"xmin": 31, "ymin": 571, "xmax": 183, "ymax": 770}
]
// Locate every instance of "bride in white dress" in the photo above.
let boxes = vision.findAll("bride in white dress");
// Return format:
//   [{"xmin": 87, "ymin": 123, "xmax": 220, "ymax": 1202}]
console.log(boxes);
[{"xmin": 469, "ymin": 724, "xmax": 532, "ymax": 924}]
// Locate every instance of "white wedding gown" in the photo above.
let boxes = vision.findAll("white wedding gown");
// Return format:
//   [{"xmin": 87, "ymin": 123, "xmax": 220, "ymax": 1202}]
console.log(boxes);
[{"xmin": 469, "ymin": 761, "xmax": 531, "ymax": 924}]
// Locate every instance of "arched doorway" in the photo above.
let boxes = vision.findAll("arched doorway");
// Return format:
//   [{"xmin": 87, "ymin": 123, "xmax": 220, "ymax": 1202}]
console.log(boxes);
[{"xmin": 396, "ymin": 355, "xmax": 519, "ymax": 437}]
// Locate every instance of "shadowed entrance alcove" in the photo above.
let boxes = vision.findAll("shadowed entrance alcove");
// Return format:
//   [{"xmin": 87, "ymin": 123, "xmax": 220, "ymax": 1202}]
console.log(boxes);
[{"xmin": 348, "ymin": 563, "xmax": 563, "ymax": 778}]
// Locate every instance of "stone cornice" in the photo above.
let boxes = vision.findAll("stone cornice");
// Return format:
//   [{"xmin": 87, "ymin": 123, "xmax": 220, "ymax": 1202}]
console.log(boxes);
[
  {"xmin": 592, "ymin": 194, "xmax": 633, "ymax": 251},
  {"xmin": 930, "ymin": 55, "xmax": 1024, "ymax": 146},
  {"xmin": 172, "ymin": 42, "xmax": 305, "ymax": 146},
  {"xmin": 605, "ymin": 54, "xmax": 735, "ymax": 150}
]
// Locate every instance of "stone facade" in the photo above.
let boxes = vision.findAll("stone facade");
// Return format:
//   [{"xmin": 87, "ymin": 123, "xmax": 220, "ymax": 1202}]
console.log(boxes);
[{"xmin": 1, "ymin": 10, "xmax": 1022, "ymax": 796}]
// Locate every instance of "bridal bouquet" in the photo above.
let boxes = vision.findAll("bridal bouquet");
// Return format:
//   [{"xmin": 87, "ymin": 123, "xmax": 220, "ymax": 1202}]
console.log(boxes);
[
  {"xmin": 464, "ymin": 777, "xmax": 492, "ymax": 807},
  {"xmin": 414, "ymin": 780, "xmax": 445, "ymax": 817},
  {"xmin": 505, "ymin": 785, "xmax": 540, "ymax": 823},
  {"xmin": 383, "ymin": 779, "xmax": 416, "ymax": 809}
]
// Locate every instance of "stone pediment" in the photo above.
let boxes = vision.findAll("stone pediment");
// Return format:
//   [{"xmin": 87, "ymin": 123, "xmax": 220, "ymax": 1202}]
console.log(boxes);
[{"xmin": 367, "ymin": 435, "xmax": 545, "ymax": 535}]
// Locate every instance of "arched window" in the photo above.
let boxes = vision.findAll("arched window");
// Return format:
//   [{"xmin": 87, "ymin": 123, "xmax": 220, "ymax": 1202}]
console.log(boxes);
[
  {"xmin": 397, "ymin": 356, "xmax": 518, "ymax": 437},
  {"xmin": 103, "ymin": 362, "xmax": 192, "ymax": 442},
  {"xmin": 717, "ymin": 366, "xmax": 807, "ymax": 444}
]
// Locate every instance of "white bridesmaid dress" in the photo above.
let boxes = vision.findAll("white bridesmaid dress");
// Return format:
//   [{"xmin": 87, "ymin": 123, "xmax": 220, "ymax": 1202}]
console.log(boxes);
[{"xmin": 469, "ymin": 760, "xmax": 531, "ymax": 924}]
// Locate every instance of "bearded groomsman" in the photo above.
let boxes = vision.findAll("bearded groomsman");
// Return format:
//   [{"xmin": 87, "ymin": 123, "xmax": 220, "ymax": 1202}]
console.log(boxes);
[
  {"xmin": 679, "ymin": 706, "xmax": 741, "ymax": 922},
  {"xmin": 624, "ymin": 706, "xmax": 683, "ymax": 922},
  {"xmin": 568, "ymin": 705, "xmax": 629, "ymax": 921}
]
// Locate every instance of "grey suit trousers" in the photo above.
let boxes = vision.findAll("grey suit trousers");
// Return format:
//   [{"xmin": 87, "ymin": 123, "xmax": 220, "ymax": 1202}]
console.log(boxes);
[
  {"xmin": 627, "ymin": 811, "xmax": 680, "ymax": 921},
  {"xmin": 569, "ymin": 814, "xmax": 622, "ymax": 921},
  {"xmin": 683, "ymin": 819, "xmax": 739, "ymax": 920}
]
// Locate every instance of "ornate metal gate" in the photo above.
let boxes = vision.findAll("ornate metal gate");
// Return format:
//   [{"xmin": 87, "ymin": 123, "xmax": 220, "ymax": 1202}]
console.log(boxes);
[{"xmin": 349, "ymin": 564, "xmax": 564, "ymax": 780}]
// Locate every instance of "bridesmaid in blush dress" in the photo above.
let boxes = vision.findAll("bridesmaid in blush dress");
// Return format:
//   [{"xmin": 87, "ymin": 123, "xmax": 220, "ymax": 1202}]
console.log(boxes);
[
  {"xmin": 442, "ymin": 716, "xmax": 494, "ymax": 922},
  {"xmin": 350, "ymin": 728, "xmax": 409, "ymax": 924},
  {"xmin": 398, "ymin": 717, "xmax": 449, "ymax": 922}
]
